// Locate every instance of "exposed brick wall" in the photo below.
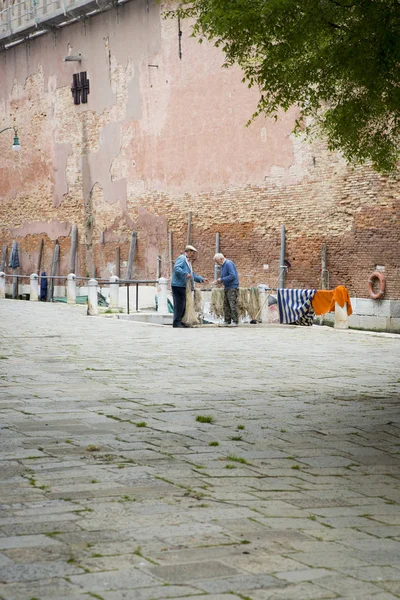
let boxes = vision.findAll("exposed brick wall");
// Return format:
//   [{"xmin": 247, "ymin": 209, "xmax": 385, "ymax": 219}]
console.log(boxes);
[
  {"xmin": 0, "ymin": 0, "xmax": 398, "ymax": 299},
  {"xmin": 135, "ymin": 163, "xmax": 399, "ymax": 298}
]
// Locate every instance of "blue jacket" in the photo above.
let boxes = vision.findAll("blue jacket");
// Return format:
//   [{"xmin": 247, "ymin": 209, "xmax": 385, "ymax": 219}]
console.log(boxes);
[
  {"xmin": 40, "ymin": 272, "xmax": 48, "ymax": 301},
  {"xmin": 9, "ymin": 241, "xmax": 20, "ymax": 269},
  {"xmin": 171, "ymin": 253, "xmax": 205, "ymax": 288},
  {"xmin": 220, "ymin": 259, "xmax": 239, "ymax": 289}
]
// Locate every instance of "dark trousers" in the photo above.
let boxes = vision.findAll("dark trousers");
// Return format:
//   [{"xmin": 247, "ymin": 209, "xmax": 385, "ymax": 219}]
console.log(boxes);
[
  {"xmin": 172, "ymin": 286, "xmax": 186, "ymax": 327},
  {"xmin": 224, "ymin": 288, "xmax": 239, "ymax": 324}
]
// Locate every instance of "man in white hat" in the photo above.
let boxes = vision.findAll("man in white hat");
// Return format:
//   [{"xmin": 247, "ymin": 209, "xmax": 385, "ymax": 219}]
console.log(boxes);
[{"xmin": 171, "ymin": 245, "xmax": 208, "ymax": 328}]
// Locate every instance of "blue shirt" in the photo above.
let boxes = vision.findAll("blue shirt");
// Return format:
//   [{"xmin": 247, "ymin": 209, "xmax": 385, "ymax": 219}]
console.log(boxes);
[
  {"xmin": 220, "ymin": 259, "xmax": 239, "ymax": 289},
  {"xmin": 171, "ymin": 253, "xmax": 205, "ymax": 287}
]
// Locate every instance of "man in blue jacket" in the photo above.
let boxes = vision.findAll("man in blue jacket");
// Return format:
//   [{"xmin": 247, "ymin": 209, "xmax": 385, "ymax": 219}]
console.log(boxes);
[
  {"xmin": 171, "ymin": 245, "xmax": 207, "ymax": 328},
  {"xmin": 213, "ymin": 253, "xmax": 240, "ymax": 327}
]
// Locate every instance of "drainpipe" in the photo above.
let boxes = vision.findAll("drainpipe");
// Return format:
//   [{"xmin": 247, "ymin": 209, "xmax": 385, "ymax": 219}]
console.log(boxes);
[
  {"xmin": 279, "ymin": 225, "xmax": 286, "ymax": 288},
  {"xmin": 321, "ymin": 244, "xmax": 329, "ymax": 289},
  {"xmin": 214, "ymin": 232, "xmax": 220, "ymax": 281},
  {"xmin": 168, "ymin": 231, "xmax": 173, "ymax": 277},
  {"xmin": 187, "ymin": 212, "xmax": 192, "ymax": 245}
]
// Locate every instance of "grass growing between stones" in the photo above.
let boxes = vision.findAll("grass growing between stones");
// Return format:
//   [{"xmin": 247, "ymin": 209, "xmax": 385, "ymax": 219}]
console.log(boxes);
[
  {"xmin": 94, "ymin": 453, "xmax": 119, "ymax": 462},
  {"xmin": 209, "ymin": 441, "xmax": 219, "ymax": 446},
  {"xmin": 25, "ymin": 455, "xmax": 45, "ymax": 460},
  {"xmin": 183, "ymin": 487, "xmax": 207, "ymax": 500},
  {"xmin": 86, "ymin": 444, "xmax": 101, "ymax": 452},
  {"xmin": 196, "ymin": 415, "xmax": 214, "ymax": 424},
  {"xmin": 105, "ymin": 414, "xmax": 123, "ymax": 421},
  {"xmin": 67, "ymin": 556, "xmax": 82, "ymax": 568},
  {"xmin": 133, "ymin": 545, "xmax": 158, "ymax": 565},
  {"xmin": 23, "ymin": 473, "xmax": 50, "ymax": 491},
  {"xmin": 226, "ymin": 455, "xmax": 250, "ymax": 465}
]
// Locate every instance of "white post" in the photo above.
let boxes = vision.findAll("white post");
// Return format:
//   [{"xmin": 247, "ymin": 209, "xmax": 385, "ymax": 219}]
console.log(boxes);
[
  {"xmin": 87, "ymin": 278, "xmax": 99, "ymax": 316},
  {"xmin": 67, "ymin": 273, "xmax": 76, "ymax": 304},
  {"xmin": 157, "ymin": 277, "xmax": 169, "ymax": 314},
  {"xmin": 334, "ymin": 302, "xmax": 348, "ymax": 329},
  {"xmin": 109, "ymin": 275, "xmax": 120, "ymax": 309},
  {"xmin": 0, "ymin": 272, "xmax": 5, "ymax": 299},
  {"xmin": 258, "ymin": 285, "xmax": 269, "ymax": 323},
  {"xmin": 30, "ymin": 273, "xmax": 39, "ymax": 301},
  {"xmin": 12, "ymin": 271, "xmax": 18, "ymax": 299}
]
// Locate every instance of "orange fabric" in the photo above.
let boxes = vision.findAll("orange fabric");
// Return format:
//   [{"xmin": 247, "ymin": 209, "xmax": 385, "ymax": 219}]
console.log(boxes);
[
  {"xmin": 312, "ymin": 285, "xmax": 352, "ymax": 316},
  {"xmin": 333, "ymin": 285, "xmax": 352, "ymax": 315},
  {"xmin": 312, "ymin": 290, "xmax": 334, "ymax": 316}
]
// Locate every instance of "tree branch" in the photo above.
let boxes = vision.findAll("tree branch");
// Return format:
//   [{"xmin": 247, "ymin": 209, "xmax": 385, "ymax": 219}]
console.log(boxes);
[{"xmin": 327, "ymin": 0, "xmax": 358, "ymax": 7}]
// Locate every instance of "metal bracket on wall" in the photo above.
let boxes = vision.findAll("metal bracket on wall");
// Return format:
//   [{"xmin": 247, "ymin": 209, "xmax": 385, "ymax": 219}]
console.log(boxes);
[{"xmin": 178, "ymin": 15, "xmax": 182, "ymax": 59}]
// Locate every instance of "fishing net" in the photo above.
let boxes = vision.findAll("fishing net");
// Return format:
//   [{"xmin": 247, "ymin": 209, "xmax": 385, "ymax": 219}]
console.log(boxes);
[
  {"xmin": 210, "ymin": 287, "xmax": 261, "ymax": 321},
  {"xmin": 238, "ymin": 288, "xmax": 249, "ymax": 320},
  {"xmin": 248, "ymin": 287, "xmax": 261, "ymax": 320},
  {"xmin": 210, "ymin": 288, "xmax": 224, "ymax": 319},
  {"xmin": 182, "ymin": 280, "xmax": 200, "ymax": 327},
  {"xmin": 194, "ymin": 288, "xmax": 203, "ymax": 314}
]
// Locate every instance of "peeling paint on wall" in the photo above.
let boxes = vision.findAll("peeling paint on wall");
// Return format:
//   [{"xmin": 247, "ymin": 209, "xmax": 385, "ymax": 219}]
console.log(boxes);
[{"xmin": 10, "ymin": 221, "xmax": 72, "ymax": 239}]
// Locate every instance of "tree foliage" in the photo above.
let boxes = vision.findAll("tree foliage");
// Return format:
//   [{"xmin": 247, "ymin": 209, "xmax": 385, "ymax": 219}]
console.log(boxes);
[{"xmin": 171, "ymin": 0, "xmax": 400, "ymax": 173}]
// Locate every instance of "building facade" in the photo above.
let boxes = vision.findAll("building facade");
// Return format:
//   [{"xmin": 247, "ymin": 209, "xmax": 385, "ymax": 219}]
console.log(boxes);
[{"xmin": 0, "ymin": 0, "xmax": 399, "ymax": 327}]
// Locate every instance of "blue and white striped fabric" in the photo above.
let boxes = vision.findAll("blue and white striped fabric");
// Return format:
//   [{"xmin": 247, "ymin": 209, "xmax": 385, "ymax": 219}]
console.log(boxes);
[{"xmin": 277, "ymin": 288, "xmax": 317, "ymax": 326}]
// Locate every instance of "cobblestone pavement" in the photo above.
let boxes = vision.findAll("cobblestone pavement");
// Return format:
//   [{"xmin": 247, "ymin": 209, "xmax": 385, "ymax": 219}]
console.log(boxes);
[{"xmin": 1, "ymin": 300, "xmax": 400, "ymax": 600}]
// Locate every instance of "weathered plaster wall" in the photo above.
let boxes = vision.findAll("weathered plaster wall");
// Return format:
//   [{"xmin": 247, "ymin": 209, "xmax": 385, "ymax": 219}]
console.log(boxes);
[{"xmin": 0, "ymin": 0, "xmax": 399, "ymax": 298}]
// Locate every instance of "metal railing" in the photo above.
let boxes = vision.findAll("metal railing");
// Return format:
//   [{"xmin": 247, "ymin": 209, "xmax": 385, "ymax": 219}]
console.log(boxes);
[
  {"xmin": 114, "ymin": 279, "xmax": 158, "ymax": 314},
  {"xmin": 1, "ymin": 0, "xmax": 68, "ymax": 38},
  {"xmin": 1, "ymin": 273, "xmax": 158, "ymax": 313},
  {"xmin": 0, "ymin": 0, "xmax": 126, "ymax": 46}
]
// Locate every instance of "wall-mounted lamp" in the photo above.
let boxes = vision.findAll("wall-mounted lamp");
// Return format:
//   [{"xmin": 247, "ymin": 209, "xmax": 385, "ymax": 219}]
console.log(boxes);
[
  {"xmin": 0, "ymin": 126, "xmax": 21, "ymax": 151},
  {"xmin": 63, "ymin": 54, "xmax": 82, "ymax": 62}
]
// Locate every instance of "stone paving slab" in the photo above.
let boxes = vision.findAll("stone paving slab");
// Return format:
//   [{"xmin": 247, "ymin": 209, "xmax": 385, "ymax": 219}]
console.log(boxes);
[
  {"xmin": 67, "ymin": 567, "xmax": 160, "ymax": 590},
  {"xmin": 101, "ymin": 593, "xmax": 240, "ymax": 600},
  {"xmin": 247, "ymin": 585, "xmax": 337, "ymax": 598},
  {"xmin": 0, "ymin": 300, "xmax": 400, "ymax": 599}
]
